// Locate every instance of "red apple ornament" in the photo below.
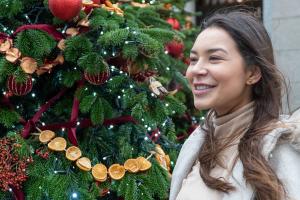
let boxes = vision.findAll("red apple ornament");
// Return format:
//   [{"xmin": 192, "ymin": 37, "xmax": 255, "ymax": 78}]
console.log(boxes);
[{"xmin": 48, "ymin": 0, "xmax": 82, "ymax": 21}]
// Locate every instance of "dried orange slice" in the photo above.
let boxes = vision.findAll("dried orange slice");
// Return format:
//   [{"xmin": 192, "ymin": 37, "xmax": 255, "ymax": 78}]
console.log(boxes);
[
  {"xmin": 5, "ymin": 48, "xmax": 21, "ymax": 63},
  {"xmin": 47, "ymin": 137, "xmax": 67, "ymax": 151},
  {"xmin": 92, "ymin": 164, "xmax": 108, "ymax": 182},
  {"xmin": 124, "ymin": 159, "xmax": 140, "ymax": 173},
  {"xmin": 136, "ymin": 157, "xmax": 151, "ymax": 171},
  {"xmin": 76, "ymin": 157, "xmax": 92, "ymax": 171},
  {"xmin": 155, "ymin": 154, "xmax": 168, "ymax": 170},
  {"xmin": 66, "ymin": 146, "xmax": 82, "ymax": 161},
  {"xmin": 39, "ymin": 130, "xmax": 55, "ymax": 144},
  {"xmin": 108, "ymin": 164, "xmax": 125, "ymax": 180},
  {"xmin": 165, "ymin": 154, "xmax": 171, "ymax": 171},
  {"xmin": 155, "ymin": 144, "xmax": 166, "ymax": 155}
]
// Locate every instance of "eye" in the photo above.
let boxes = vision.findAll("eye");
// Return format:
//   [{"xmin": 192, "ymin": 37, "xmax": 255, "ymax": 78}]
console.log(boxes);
[
  {"xmin": 209, "ymin": 56, "xmax": 223, "ymax": 63},
  {"xmin": 189, "ymin": 57, "xmax": 198, "ymax": 65}
]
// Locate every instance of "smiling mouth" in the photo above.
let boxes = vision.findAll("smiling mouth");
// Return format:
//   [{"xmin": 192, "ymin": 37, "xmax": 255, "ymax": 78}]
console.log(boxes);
[{"xmin": 193, "ymin": 85, "xmax": 216, "ymax": 95}]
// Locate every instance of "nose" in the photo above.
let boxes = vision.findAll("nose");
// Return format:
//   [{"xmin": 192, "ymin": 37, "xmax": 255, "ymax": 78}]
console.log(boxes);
[{"xmin": 187, "ymin": 60, "xmax": 208, "ymax": 76}]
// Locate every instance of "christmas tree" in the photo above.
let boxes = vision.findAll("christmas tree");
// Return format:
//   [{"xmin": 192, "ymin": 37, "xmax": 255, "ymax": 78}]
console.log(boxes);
[{"xmin": 0, "ymin": 0, "xmax": 202, "ymax": 199}]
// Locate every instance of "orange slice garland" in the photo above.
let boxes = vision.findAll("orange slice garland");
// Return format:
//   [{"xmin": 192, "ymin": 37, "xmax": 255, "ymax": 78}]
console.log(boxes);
[
  {"xmin": 92, "ymin": 164, "xmax": 108, "ymax": 182},
  {"xmin": 124, "ymin": 159, "xmax": 140, "ymax": 173},
  {"xmin": 136, "ymin": 156, "xmax": 152, "ymax": 171},
  {"xmin": 108, "ymin": 164, "xmax": 126, "ymax": 180},
  {"xmin": 39, "ymin": 130, "xmax": 56, "ymax": 144},
  {"xmin": 76, "ymin": 157, "xmax": 92, "ymax": 171},
  {"xmin": 66, "ymin": 146, "xmax": 82, "ymax": 161},
  {"xmin": 37, "ymin": 129, "xmax": 154, "ymax": 183},
  {"xmin": 48, "ymin": 137, "xmax": 67, "ymax": 151}
]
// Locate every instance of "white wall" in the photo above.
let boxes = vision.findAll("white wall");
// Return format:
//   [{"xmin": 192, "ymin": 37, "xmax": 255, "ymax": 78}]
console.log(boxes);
[{"xmin": 264, "ymin": 0, "xmax": 300, "ymax": 112}]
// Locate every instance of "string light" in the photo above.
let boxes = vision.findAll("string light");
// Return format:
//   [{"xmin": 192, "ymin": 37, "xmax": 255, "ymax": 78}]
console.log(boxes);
[
  {"xmin": 71, "ymin": 192, "xmax": 78, "ymax": 199},
  {"xmin": 144, "ymin": 136, "xmax": 148, "ymax": 141},
  {"xmin": 166, "ymin": 67, "xmax": 170, "ymax": 71},
  {"xmin": 147, "ymin": 127, "xmax": 151, "ymax": 131},
  {"xmin": 76, "ymin": 121, "xmax": 80, "ymax": 126},
  {"xmin": 164, "ymin": 50, "xmax": 169, "ymax": 54},
  {"xmin": 130, "ymin": 85, "xmax": 134, "ymax": 88}
]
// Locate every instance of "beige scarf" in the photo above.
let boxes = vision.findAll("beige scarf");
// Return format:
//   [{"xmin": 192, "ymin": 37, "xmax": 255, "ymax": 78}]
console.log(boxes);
[{"xmin": 176, "ymin": 102, "xmax": 255, "ymax": 200}]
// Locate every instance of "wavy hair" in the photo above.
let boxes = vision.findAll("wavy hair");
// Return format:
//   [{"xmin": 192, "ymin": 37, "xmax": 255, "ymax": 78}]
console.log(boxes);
[{"xmin": 197, "ymin": 8, "xmax": 290, "ymax": 200}]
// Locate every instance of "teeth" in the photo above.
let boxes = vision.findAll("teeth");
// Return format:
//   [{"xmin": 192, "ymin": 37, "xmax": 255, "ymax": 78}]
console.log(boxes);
[{"xmin": 195, "ymin": 85, "xmax": 214, "ymax": 90}]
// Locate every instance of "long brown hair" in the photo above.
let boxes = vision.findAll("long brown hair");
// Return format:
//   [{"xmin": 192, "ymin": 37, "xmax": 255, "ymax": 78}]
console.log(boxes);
[{"xmin": 198, "ymin": 8, "xmax": 289, "ymax": 200}]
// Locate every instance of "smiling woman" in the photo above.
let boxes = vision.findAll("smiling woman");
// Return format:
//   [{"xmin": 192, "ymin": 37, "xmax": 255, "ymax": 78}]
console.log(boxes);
[{"xmin": 169, "ymin": 8, "xmax": 300, "ymax": 200}]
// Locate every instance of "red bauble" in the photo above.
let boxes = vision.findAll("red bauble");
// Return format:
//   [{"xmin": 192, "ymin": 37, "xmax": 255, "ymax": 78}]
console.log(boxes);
[
  {"xmin": 7, "ymin": 75, "xmax": 33, "ymax": 96},
  {"xmin": 84, "ymin": 70, "xmax": 110, "ymax": 85},
  {"xmin": 48, "ymin": 0, "xmax": 82, "ymax": 21},
  {"xmin": 166, "ymin": 18, "xmax": 180, "ymax": 30},
  {"xmin": 165, "ymin": 41, "xmax": 184, "ymax": 58}
]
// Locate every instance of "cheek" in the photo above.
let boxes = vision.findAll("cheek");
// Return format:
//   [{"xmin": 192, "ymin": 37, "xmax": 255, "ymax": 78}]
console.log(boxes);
[{"xmin": 185, "ymin": 67, "xmax": 193, "ymax": 83}]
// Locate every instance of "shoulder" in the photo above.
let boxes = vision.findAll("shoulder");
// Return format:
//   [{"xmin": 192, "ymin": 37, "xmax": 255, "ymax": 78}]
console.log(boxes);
[{"xmin": 265, "ymin": 109, "xmax": 300, "ymax": 198}]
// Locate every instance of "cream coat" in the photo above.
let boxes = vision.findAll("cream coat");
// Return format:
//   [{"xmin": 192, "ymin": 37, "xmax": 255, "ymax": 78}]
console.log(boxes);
[{"xmin": 170, "ymin": 109, "xmax": 300, "ymax": 200}]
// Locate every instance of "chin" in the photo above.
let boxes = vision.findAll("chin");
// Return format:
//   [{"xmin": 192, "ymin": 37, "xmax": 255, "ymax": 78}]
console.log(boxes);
[{"xmin": 194, "ymin": 100, "xmax": 212, "ymax": 111}]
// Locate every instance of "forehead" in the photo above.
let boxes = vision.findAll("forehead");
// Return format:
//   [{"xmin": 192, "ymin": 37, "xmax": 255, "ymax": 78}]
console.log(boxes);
[{"xmin": 192, "ymin": 27, "xmax": 237, "ymax": 53}]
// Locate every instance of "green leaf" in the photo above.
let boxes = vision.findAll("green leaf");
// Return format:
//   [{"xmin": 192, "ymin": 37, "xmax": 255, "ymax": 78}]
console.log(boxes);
[
  {"xmin": 79, "ymin": 95, "xmax": 97, "ymax": 113},
  {"xmin": 90, "ymin": 98, "xmax": 104, "ymax": 125},
  {"xmin": 0, "ymin": 108, "xmax": 20, "ymax": 128}
]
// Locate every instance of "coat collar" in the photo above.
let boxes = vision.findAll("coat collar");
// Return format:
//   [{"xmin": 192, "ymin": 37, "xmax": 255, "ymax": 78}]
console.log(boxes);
[{"xmin": 169, "ymin": 125, "xmax": 294, "ymax": 200}]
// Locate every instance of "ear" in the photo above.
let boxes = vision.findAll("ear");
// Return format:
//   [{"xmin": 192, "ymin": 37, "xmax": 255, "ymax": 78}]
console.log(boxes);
[{"xmin": 246, "ymin": 66, "xmax": 261, "ymax": 85}]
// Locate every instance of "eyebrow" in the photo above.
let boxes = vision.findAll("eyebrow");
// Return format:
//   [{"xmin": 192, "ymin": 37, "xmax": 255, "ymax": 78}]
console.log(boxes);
[{"xmin": 190, "ymin": 48, "xmax": 228, "ymax": 56}]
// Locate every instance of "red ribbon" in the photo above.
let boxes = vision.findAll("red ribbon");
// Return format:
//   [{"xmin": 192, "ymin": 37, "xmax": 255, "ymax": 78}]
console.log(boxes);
[
  {"xmin": 12, "ymin": 187, "xmax": 25, "ymax": 200},
  {"xmin": 0, "ymin": 32, "xmax": 9, "ymax": 40},
  {"xmin": 21, "ymin": 88, "xmax": 67, "ymax": 138},
  {"xmin": 38, "ymin": 115, "xmax": 137, "ymax": 131},
  {"xmin": 67, "ymin": 80, "xmax": 85, "ymax": 146},
  {"xmin": 12, "ymin": 24, "xmax": 64, "ymax": 41}
]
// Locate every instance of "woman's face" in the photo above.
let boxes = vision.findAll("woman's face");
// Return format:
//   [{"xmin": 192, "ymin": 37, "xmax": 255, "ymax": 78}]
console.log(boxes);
[{"xmin": 186, "ymin": 27, "xmax": 254, "ymax": 116}]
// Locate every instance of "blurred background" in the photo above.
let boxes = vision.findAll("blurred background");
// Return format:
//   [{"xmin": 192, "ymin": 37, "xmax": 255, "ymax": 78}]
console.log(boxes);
[{"xmin": 185, "ymin": 0, "xmax": 300, "ymax": 112}]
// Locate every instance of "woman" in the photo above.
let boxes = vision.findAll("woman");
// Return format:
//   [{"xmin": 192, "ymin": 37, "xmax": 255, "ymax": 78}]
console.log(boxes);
[{"xmin": 170, "ymin": 9, "xmax": 300, "ymax": 200}]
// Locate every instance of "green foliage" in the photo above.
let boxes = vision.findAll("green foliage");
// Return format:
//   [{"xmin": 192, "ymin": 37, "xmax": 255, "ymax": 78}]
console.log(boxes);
[
  {"xmin": 98, "ymin": 29, "xmax": 130, "ymax": 47},
  {"xmin": 62, "ymin": 70, "xmax": 81, "ymax": 87},
  {"xmin": 0, "ymin": 108, "xmax": 20, "ymax": 128},
  {"xmin": 141, "ymin": 28, "xmax": 175, "ymax": 44},
  {"xmin": 0, "ymin": 0, "xmax": 23, "ymax": 18},
  {"xmin": 0, "ymin": 1, "xmax": 201, "ymax": 200},
  {"xmin": 79, "ymin": 95, "xmax": 97, "ymax": 113},
  {"xmin": 122, "ymin": 44, "xmax": 139, "ymax": 60},
  {"xmin": 137, "ymin": 33, "xmax": 162, "ymax": 57},
  {"xmin": 0, "ymin": 58, "xmax": 15, "ymax": 83},
  {"xmin": 15, "ymin": 30, "xmax": 56, "ymax": 63},
  {"xmin": 64, "ymin": 36, "xmax": 93, "ymax": 63},
  {"xmin": 78, "ymin": 52, "xmax": 107, "ymax": 74},
  {"xmin": 90, "ymin": 98, "xmax": 104, "ymax": 125},
  {"xmin": 107, "ymin": 75, "xmax": 128, "ymax": 90}
]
